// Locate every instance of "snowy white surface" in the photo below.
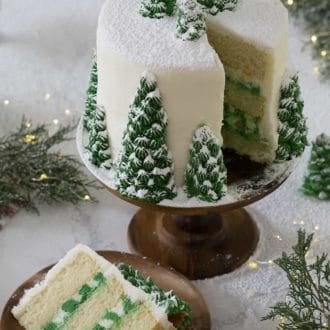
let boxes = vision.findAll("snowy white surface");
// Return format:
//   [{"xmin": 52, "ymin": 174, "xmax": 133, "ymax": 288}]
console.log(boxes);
[{"xmin": 0, "ymin": 1, "xmax": 330, "ymax": 329}]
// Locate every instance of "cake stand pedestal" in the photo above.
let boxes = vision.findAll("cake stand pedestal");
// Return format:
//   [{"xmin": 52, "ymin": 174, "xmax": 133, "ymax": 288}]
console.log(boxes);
[{"xmin": 77, "ymin": 121, "xmax": 295, "ymax": 280}]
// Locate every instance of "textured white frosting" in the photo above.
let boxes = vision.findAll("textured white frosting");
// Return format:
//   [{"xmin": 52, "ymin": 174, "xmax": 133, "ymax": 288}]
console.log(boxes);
[
  {"xmin": 97, "ymin": 0, "xmax": 288, "ymax": 184},
  {"xmin": 97, "ymin": 0, "xmax": 225, "ymax": 187},
  {"xmin": 97, "ymin": 0, "xmax": 219, "ymax": 69}
]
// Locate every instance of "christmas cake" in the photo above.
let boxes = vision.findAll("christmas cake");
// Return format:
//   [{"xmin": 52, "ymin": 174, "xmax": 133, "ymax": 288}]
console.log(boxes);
[
  {"xmin": 83, "ymin": 0, "xmax": 307, "ymax": 204},
  {"xmin": 12, "ymin": 245, "xmax": 191, "ymax": 330}
]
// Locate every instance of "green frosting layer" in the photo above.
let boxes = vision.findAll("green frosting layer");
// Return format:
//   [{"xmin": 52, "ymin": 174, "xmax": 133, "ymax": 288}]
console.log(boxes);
[
  {"xmin": 42, "ymin": 272, "xmax": 106, "ymax": 330},
  {"xmin": 223, "ymin": 103, "xmax": 261, "ymax": 141},
  {"xmin": 226, "ymin": 75, "xmax": 261, "ymax": 96},
  {"xmin": 93, "ymin": 296, "xmax": 138, "ymax": 330},
  {"xmin": 118, "ymin": 264, "xmax": 192, "ymax": 329}
]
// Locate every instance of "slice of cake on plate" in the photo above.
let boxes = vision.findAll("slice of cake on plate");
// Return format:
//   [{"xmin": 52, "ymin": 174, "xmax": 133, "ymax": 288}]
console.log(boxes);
[{"xmin": 12, "ymin": 245, "xmax": 191, "ymax": 330}]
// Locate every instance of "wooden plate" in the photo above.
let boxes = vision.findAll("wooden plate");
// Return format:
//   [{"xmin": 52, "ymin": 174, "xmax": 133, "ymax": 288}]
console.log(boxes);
[{"xmin": 0, "ymin": 251, "xmax": 211, "ymax": 330}]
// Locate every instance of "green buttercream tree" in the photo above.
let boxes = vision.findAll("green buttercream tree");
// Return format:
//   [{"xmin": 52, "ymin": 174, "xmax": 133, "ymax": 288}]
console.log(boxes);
[
  {"xmin": 276, "ymin": 73, "xmax": 308, "ymax": 162},
  {"xmin": 302, "ymin": 133, "xmax": 330, "ymax": 200},
  {"xmin": 87, "ymin": 106, "xmax": 112, "ymax": 169},
  {"xmin": 197, "ymin": 0, "xmax": 238, "ymax": 15},
  {"xmin": 184, "ymin": 125, "xmax": 227, "ymax": 202},
  {"xmin": 116, "ymin": 72, "xmax": 177, "ymax": 203},
  {"xmin": 84, "ymin": 57, "xmax": 98, "ymax": 130},
  {"xmin": 176, "ymin": 0, "xmax": 206, "ymax": 41},
  {"xmin": 140, "ymin": 0, "xmax": 176, "ymax": 19}
]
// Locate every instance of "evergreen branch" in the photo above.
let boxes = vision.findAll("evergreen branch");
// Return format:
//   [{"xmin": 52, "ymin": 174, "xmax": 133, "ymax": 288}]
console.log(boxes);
[
  {"xmin": 282, "ymin": 0, "xmax": 330, "ymax": 79},
  {"xmin": 0, "ymin": 118, "xmax": 99, "ymax": 219},
  {"xmin": 262, "ymin": 230, "xmax": 330, "ymax": 329}
]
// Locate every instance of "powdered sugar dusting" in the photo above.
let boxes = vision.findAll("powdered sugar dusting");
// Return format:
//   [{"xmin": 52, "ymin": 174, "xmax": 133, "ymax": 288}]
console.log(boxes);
[
  {"xmin": 77, "ymin": 119, "xmax": 296, "ymax": 208},
  {"xmin": 98, "ymin": 0, "xmax": 218, "ymax": 69}
]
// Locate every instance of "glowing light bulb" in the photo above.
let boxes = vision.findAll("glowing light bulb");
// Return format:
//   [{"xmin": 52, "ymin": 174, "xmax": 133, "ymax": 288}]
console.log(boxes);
[
  {"xmin": 311, "ymin": 35, "xmax": 318, "ymax": 43},
  {"xmin": 268, "ymin": 260, "xmax": 274, "ymax": 265},
  {"xmin": 23, "ymin": 134, "xmax": 36, "ymax": 144},
  {"xmin": 84, "ymin": 195, "xmax": 91, "ymax": 201},
  {"xmin": 314, "ymin": 67, "xmax": 320, "ymax": 73},
  {"xmin": 25, "ymin": 122, "xmax": 31, "ymax": 128},
  {"xmin": 44, "ymin": 93, "xmax": 51, "ymax": 101},
  {"xmin": 248, "ymin": 261, "xmax": 258, "ymax": 269},
  {"xmin": 314, "ymin": 225, "xmax": 320, "ymax": 231},
  {"xmin": 39, "ymin": 173, "xmax": 48, "ymax": 181},
  {"xmin": 287, "ymin": 0, "xmax": 293, "ymax": 5},
  {"xmin": 64, "ymin": 109, "xmax": 71, "ymax": 116},
  {"xmin": 3, "ymin": 100, "xmax": 10, "ymax": 106},
  {"xmin": 53, "ymin": 119, "xmax": 59, "ymax": 125},
  {"xmin": 321, "ymin": 50, "xmax": 327, "ymax": 57}
]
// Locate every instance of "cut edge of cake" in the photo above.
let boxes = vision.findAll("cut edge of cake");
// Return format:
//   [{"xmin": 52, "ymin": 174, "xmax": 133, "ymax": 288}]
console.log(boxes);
[{"xmin": 11, "ymin": 245, "xmax": 178, "ymax": 330}]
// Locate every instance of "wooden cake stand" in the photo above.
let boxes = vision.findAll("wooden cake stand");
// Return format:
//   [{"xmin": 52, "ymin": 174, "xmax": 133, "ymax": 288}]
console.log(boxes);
[{"xmin": 77, "ymin": 120, "xmax": 296, "ymax": 280}]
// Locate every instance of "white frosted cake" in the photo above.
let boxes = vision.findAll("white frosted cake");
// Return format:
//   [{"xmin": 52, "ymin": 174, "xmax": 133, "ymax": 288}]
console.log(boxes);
[
  {"xmin": 12, "ymin": 245, "xmax": 191, "ymax": 330},
  {"xmin": 83, "ymin": 0, "xmax": 307, "ymax": 204}
]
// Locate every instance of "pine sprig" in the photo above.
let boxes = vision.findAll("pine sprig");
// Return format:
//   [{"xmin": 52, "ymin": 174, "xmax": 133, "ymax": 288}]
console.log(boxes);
[
  {"xmin": 282, "ymin": 0, "xmax": 330, "ymax": 79},
  {"xmin": 0, "ymin": 118, "xmax": 98, "ymax": 218},
  {"xmin": 262, "ymin": 230, "xmax": 330, "ymax": 329}
]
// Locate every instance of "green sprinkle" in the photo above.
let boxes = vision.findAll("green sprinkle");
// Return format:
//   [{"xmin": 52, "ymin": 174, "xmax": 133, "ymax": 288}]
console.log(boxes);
[
  {"xmin": 62, "ymin": 299, "xmax": 79, "ymax": 313},
  {"xmin": 105, "ymin": 310, "xmax": 120, "ymax": 322}
]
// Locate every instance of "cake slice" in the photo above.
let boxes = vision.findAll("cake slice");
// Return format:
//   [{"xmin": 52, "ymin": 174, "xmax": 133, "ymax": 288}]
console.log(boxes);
[{"xmin": 12, "ymin": 245, "xmax": 191, "ymax": 330}]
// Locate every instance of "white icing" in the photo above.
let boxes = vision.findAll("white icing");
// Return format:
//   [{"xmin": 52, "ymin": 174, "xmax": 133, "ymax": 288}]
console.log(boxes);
[{"xmin": 98, "ymin": 0, "xmax": 218, "ymax": 69}]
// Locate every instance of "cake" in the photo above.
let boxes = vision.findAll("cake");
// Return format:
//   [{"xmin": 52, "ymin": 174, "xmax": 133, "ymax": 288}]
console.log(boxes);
[
  {"xmin": 83, "ymin": 0, "xmax": 307, "ymax": 204},
  {"xmin": 12, "ymin": 245, "xmax": 192, "ymax": 330}
]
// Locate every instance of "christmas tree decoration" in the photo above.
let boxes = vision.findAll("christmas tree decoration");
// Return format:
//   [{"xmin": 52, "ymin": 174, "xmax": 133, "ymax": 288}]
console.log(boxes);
[
  {"xmin": 0, "ymin": 118, "xmax": 97, "ymax": 219},
  {"xmin": 302, "ymin": 133, "xmax": 330, "ymax": 200},
  {"xmin": 176, "ymin": 0, "xmax": 206, "ymax": 41},
  {"xmin": 197, "ymin": 0, "xmax": 238, "ymax": 15},
  {"xmin": 281, "ymin": 0, "xmax": 330, "ymax": 79},
  {"xmin": 263, "ymin": 230, "xmax": 330, "ymax": 329},
  {"xmin": 87, "ymin": 105, "xmax": 112, "ymax": 169},
  {"xmin": 184, "ymin": 125, "xmax": 227, "ymax": 202},
  {"xmin": 116, "ymin": 72, "xmax": 177, "ymax": 203},
  {"xmin": 276, "ymin": 73, "xmax": 308, "ymax": 162},
  {"xmin": 83, "ymin": 57, "xmax": 98, "ymax": 130},
  {"xmin": 140, "ymin": 0, "xmax": 176, "ymax": 19}
]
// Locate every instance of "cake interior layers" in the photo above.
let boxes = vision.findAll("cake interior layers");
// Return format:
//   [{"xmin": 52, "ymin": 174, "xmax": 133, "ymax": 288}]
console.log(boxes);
[
  {"xmin": 93, "ymin": 297, "xmax": 161, "ymax": 330},
  {"xmin": 13, "ymin": 251, "xmax": 108, "ymax": 330},
  {"xmin": 207, "ymin": 21, "xmax": 275, "ymax": 162},
  {"xmin": 42, "ymin": 273, "xmax": 125, "ymax": 330}
]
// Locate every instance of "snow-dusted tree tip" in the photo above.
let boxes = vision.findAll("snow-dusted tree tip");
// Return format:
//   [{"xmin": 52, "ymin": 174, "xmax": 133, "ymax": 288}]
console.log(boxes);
[
  {"xmin": 184, "ymin": 124, "xmax": 227, "ymax": 202},
  {"xmin": 276, "ymin": 72, "xmax": 308, "ymax": 162},
  {"xmin": 140, "ymin": 0, "xmax": 176, "ymax": 19},
  {"xmin": 116, "ymin": 72, "xmax": 177, "ymax": 203},
  {"xmin": 86, "ymin": 105, "xmax": 112, "ymax": 169},
  {"xmin": 197, "ymin": 0, "xmax": 238, "ymax": 15},
  {"xmin": 176, "ymin": 0, "xmax": 206, "ymax": 41},
  {"xmin": 84, "ymin": 57, "xmax": 98, "ymax": 130},
  {"xmin": 302, "ymin": 133, "xmax": 330, "ymax": 200}
]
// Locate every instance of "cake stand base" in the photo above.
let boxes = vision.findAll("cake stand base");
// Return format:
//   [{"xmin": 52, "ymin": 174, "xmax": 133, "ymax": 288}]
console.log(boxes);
[{"xmin": 128, "ymin": 208, "xmax": 259, "ymax": 280}]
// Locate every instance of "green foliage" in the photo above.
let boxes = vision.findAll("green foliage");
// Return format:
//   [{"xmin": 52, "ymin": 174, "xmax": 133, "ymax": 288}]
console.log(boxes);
[
  {"xmin": 140, "ymin": 0, "xmax": 176, "ymax": 19},
  {"xmin": 184, "ymin": 125, "xmax": 227, "ymax": 202},
  {"xmin": 0, "ymin": 118, "xmax": 97, "ymax": 218},
  {"xmin": 119, "ymin": 263, "xmax": 192, "ymax": 328},
  {"xmin": 197, "ymin": 0, "xmax": 238, "ymax": 15},
  {"xmin": 87, "ymin": 106, "xmax": 112, "ymax": 169},
  {"xmin": 223, "ymin": 103, "xmax": 261, "ymax": 142},
  {"xmin": 262, "ymin": 230, "xmax": 330, "ymax": 329},
  {"xmin": 281, "ymin": 0, "xmax": 330, "ymax": 80},
  {"xmin": 84, "ymin": 58, "xmax": 98, "ymax": 130},
  {"xmin": 116, "ymin": 71, "xmax": 176, "ymax": 203},
  {"xmin": 176, "ymin": 0, "xmax": 206, "ymax": 41},
  {"xmin": 276, "ymin": 73, "xmax": 308, "ymax": 162},
  {"xmin": 302, "ymin": 133, "xmax": 330, "ymax": 200}
]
